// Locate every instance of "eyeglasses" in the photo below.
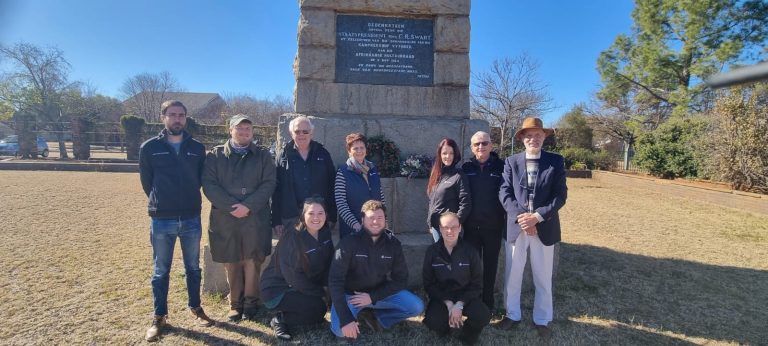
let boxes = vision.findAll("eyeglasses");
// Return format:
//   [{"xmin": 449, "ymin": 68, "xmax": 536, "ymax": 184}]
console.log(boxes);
[
  {"xmin": 293, "ymin": 129, "xmax": 310, "ymax": 135},
  {"xmin": 472, "ymin": 141, "xmax": 490, "ymax": 147}
]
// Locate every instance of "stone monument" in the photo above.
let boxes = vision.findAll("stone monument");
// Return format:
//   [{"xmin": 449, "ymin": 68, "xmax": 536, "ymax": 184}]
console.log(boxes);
[{"xmin": 204, "ymin": 0, "xmax": 487, "ymax": 293}]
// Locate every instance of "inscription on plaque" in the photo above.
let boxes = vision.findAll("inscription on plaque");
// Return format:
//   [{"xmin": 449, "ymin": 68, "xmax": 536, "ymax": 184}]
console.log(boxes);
[{"xmin": 335, "ymin": 15, "xmax": 434, "ymax": 86}]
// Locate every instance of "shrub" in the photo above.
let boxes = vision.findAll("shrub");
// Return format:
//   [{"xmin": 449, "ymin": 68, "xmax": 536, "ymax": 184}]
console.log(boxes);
[
  {"xmin": 400, "ymin": 154, "xmax": 432, "ymax": 178},
  {"xmin": 592, "ymin": 150, "xmax": 616, "ymax": 170},
  {"xmin": 570, "ymin": 161, "xmax": 588, "ymax": 170},
  {"xmin": 634, "ymin": 117, "xmax": 708, "ymax": 179},
  {"xmin": 559, "ymin": 147, "xmax": 594, "ymax": 169},
  {"xmin": 366, "ymin": 135, "xmax": 401, "ymax": 177}
]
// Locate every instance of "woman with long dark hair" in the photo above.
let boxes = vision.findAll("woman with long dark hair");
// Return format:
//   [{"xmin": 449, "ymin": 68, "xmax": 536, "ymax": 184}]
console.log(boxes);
[
  {"xmin": 260, "ymin": 197, "xmax": 334, "ymax": 340},
  {"xmin": 426, "ymin": 138, "xmax": 471, "ymax": 242}
]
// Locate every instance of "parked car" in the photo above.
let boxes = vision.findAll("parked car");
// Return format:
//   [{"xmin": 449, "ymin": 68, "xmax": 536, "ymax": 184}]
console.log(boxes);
[{"xmin": 0, "ymin": 135, "xmax": 49, "ymax": 157}]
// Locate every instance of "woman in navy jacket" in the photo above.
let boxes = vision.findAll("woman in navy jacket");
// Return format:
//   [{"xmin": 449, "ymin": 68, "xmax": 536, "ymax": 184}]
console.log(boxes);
[
  {"xmin": 260, "ymin": 197, "xmax": 334, "ymax": 340},
  {"xmin": 426, "ymin": 138, "xmax": 471, "ymax": 242},
  {"xmin": 334, "ymin": 133, "xmax": 385, "ymax": 238}
]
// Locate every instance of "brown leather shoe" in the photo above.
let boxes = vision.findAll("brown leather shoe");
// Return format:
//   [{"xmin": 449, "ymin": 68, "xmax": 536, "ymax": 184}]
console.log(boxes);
[
  {"xmin": 145, "ymin": 315, "xmax": 166, "ymax": 342},
  {"xmin": 191, "ymin": 306, "xmax": 215, "ymax": 327},
  {"xmin": 535, "ymin": 324, "xmax": 552, "ymax": 340},
  {"xmin": 494, "ymin": 317, "xmax": 520, "ymax": 330}
]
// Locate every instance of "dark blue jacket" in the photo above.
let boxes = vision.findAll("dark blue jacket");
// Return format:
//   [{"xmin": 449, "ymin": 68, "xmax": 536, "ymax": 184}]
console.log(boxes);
[
  {"xmin": 499, "ymin": 151, "xmax": 567, "ymax": 245},
  {"xmin": 334, "ymin": 162, "xmax": 384, "ymax": 237},
  {"xmin": 272, "ymin": 140, "xmax": 337, "ymax": 225},
  {"xmin": 139, "ymin": 129, "xmax": 205, "ymax": 218},
  {"xmin": 461, "ymin": 152, "xmax": 505, "ymax": 230}
]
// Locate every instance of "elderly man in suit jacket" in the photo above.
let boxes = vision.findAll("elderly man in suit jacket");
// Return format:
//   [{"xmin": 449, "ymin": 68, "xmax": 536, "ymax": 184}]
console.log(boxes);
[{"xmin": 497, "ymin": 117, "xmax": 567, "ymax": 340}]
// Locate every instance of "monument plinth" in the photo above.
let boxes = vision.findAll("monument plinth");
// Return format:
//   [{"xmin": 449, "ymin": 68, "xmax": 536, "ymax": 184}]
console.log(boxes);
[{"xmin": 279, "ymin": 0, "xmax": 487, "ymax": 234}]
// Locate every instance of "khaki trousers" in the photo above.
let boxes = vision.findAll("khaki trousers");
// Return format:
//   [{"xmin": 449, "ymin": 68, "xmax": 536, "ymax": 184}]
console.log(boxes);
[{"xmin": 225, "ymin": 258, "xmax": 264, "ymax": 309}]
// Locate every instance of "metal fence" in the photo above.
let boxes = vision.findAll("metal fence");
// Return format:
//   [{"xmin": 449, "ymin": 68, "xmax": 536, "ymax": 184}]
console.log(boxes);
[{"xmin": 0, "ymin": 120, "xmax": 278, "ymax": 158}]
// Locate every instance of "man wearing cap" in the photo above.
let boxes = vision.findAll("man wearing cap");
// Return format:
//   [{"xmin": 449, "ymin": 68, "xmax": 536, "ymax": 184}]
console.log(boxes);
[
  {"xmin": 139, "ymin": 100, "xmax": 214, "ymax": 341},
  {"xmin": 497, "ymin": 117, "xmax": 567, "ymax": 339},
  {"xmin": 202, "ymin": 114, "xmax": 277, "ymax": 321}
]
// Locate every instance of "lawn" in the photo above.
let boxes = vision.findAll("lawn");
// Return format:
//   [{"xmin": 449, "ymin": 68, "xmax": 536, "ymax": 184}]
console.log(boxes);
[{"xmin": 0, "ymin": 171, "xmax": 765, "ymax": 345}]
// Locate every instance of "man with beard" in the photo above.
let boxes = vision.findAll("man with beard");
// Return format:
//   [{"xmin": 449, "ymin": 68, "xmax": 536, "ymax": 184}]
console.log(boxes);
[
  {"xmin": 497, "ymin": 117, "xmax": 567, "ymax": 340},
  {"xmin": 328, "ymin": 200, "xmax": 424, "ymax": 340},
  {"xmin": 139, "ymin": 100, "xmax": 214, "ymax": 341},
  {"xmin": 202, "ymin": 115, "xmax": 276, "ymax": 321}
]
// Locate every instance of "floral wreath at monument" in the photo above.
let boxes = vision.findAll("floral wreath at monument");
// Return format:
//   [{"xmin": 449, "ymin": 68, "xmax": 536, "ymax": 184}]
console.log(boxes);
[{"xmin": 365, "ymin": 135, "xmax": 401, "ymax": 178}]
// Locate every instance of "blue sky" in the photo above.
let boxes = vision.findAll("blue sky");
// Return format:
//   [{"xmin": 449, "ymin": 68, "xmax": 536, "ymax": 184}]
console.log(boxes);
[{"xmin": 1, "ymin": 0, "xmax": 634, "ymax": 124}]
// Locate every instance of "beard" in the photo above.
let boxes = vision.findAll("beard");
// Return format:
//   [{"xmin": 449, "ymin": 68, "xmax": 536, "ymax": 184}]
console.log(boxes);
[{"xmin": 167, "ymin": 123, "xmax": 184, "ymax": 135}]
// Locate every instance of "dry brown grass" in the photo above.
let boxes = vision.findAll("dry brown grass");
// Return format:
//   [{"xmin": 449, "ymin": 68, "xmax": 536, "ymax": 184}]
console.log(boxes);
[{"xmin": 0, "ymin": 171, "xmax": 765, "ymax": 345}]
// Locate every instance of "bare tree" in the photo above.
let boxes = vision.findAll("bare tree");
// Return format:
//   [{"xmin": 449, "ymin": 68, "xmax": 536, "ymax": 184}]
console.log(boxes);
[
  {"xmin": 471, "ymin": 54, "xmax": 553, "ymax": 154},
  {"xmin": 0, "ymin": 42, "xmax": 73, "ymax": 158},
  {"xmin": 222, "ymin": 93, "xmax": 291, "ymax": 126},
  {"xmin": 121, "ymin": 71, "xmax": 180, "ymax": 121}
]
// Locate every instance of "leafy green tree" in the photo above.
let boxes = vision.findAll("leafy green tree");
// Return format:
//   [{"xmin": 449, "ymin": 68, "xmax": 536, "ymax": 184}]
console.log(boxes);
[
  {"xmin": 555, "ymin": 105, "xmax": 593, "ymax": 150},
  {"xmin": 634, "ymin": 116, "xmax": 709, "ymax": 178},
  {"xmin": 597, "ymin": 0, "xmax": 768, "ymax": 121}
]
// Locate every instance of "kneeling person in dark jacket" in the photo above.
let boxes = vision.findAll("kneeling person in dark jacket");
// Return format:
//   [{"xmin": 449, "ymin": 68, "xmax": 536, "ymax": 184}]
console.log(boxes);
[
  {"xmin": 423, "ymin": 212, "xmax": 491, "ymax": 345},
  {"xmin": 260, "ymin": 197, "xmax": 335, "ymax": 341},
  {"xmin": 329, "ymin": 200, "xmax": 424, "ymax": 339}
]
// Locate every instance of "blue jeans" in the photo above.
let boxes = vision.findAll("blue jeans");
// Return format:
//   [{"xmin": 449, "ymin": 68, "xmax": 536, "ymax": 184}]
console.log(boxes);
[
  {"xmin": 150, "ymin": 215, "xmax": 202, "ymax": 316},
  {"xmin": 330, "ymin": 290, "xmax": 424, "ymax": 336}
]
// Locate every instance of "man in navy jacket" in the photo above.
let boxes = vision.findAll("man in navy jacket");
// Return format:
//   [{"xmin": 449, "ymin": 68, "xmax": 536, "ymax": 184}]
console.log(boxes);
[
  {"xmin": 139, "ymin": 100, "xmax": 214, "ymax": 341},
  {"xmin": 497, "ymin": 117, "xmax": 567, "ymax": 340}
]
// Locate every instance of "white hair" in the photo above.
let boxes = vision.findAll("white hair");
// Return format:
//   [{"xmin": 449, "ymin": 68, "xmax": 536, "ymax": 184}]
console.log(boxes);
[
  {"xmin": 289, "ymin": 116, "xmax": 314, "ymax": 132},
  {"xmin": 471, "ymin": 131, "xmax": 491, "ymax": 141}
]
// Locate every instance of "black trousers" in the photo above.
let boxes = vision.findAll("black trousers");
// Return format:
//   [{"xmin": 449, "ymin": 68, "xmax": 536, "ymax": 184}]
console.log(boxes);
[
  {"xmin": 464, "ymin": 225, "xmax": 502, "ymax": 310},
  {"xmin": 423, "ymin": 298, "xmax": 491, "ymax": 340},
  {"xmin": 272, "ymin": 290, "xmax": 327, "ymax": 326}
]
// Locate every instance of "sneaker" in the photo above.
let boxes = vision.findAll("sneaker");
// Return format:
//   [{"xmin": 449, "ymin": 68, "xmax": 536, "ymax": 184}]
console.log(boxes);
[
  {"xmin": 191, "ymin": 306, "xmax": 215, "ymax": 327},
  {"xmin": 357, "ymin": 309, "xmax": 382, "ymax": 332},
  {"xmin": 494, "ymin": 317, "xmax": 520, "ymax": 330},
  {"xmin": 270, "ymin": 313, "xmax": 292, "ymax": 341},
  {"xmin": 145, "ymin": 315, "xmax": 166, "ymax": 342},
  {"xmin": 227, "ymin": 308, "xmax": 243, "ymax": 322}
]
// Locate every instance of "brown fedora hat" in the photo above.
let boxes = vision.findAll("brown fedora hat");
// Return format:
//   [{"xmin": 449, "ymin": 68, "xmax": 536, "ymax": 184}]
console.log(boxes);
[{"xmin": 514, "ymin": 117, "xmax": 554, "ymax": 140}]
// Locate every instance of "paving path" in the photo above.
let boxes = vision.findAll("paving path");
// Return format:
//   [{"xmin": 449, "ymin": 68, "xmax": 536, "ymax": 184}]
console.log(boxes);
[{"xmin": 593, "ymin": 171, "xmax": 768, "ymax": 216}]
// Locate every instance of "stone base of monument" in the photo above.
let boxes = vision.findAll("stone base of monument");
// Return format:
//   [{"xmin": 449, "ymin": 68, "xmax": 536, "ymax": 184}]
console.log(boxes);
[{"xmin": 202, "ymin": 240, "xmax": 279, "ymax": 296}]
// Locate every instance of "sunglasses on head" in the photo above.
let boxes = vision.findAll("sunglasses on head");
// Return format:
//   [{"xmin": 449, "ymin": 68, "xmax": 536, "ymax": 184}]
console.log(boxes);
[{"xmin": 472, "ymin": 141, "xmax": 490, "ymax": 147}]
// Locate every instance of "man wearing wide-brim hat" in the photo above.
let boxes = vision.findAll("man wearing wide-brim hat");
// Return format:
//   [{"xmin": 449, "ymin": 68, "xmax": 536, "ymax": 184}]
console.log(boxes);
[{"xmin": 496, "ymin": 117, "xmax": 567, "ymax": 340}]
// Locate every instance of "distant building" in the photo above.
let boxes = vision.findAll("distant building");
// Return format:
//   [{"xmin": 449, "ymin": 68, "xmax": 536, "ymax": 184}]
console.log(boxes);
[{"xmin": 123, "ymin": 92, "xmax": 227, "ymax": 124}]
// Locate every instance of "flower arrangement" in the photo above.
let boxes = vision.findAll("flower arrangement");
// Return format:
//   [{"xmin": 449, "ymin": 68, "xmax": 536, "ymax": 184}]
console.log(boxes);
[
  {"xmin": 365, "ymin": 135, "xmax": 401, "ymax": 177},
  {"xmin": 400, "ymin": 154, "xmax": 433, "ymax": 178}
]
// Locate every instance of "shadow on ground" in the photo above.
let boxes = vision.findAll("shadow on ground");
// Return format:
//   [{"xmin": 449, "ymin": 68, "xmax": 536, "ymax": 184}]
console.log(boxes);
[{"xmin": 549, "ymin": 243, "xmax": 768, "ymax": 345}]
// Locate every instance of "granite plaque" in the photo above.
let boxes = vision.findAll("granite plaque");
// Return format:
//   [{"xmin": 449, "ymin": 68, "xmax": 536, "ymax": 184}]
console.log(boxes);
[{"xmin": 335, "ymin": 15, "xmax": 434, "ymax": 86}]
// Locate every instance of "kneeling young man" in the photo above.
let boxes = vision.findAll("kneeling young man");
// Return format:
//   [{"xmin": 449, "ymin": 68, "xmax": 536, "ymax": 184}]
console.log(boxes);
[{"xmin": 329, "ymin": 200, "xmax": 424, "ymax": 339}]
